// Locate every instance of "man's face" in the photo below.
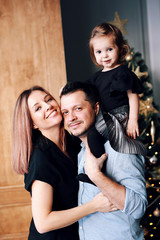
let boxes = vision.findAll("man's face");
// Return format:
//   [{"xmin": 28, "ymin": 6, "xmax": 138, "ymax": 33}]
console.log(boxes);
[{"xmin": 61, "ymin": 90, "xmax": 98, "ymax": 140}]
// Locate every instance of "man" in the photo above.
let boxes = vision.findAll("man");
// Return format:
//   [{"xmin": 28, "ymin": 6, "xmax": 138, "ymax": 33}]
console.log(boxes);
[{"xmin": 60, "ymin": 82, "xmax": 147, "ymax": 240}]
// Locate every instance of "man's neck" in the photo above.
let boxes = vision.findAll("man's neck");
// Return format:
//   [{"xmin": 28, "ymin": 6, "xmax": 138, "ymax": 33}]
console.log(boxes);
[{"xmin": 79, "ymin": 136, "xmax": 87, "ymax": 146}]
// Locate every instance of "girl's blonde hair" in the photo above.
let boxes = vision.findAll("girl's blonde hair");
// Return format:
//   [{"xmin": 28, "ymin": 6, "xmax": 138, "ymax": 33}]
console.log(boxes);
[
  {"xmin": 89, "ymin": 22, "xmax": 130, "ymax": 67},
  {"xmin": 12, "ymin": 86, "xmax": 65, "ymax": 174}
]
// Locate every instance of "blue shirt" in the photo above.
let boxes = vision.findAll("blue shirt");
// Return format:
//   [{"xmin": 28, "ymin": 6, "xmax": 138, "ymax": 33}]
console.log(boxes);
[{"xmin": 78, "ymin": 141, "xmax": 147, "ymax": 240}]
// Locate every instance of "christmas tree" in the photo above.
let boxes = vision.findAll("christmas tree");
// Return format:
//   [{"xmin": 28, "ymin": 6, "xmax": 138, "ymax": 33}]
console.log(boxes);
[
  {"xmin": 109, "ymin": 11, "xmax": 160, "ymax": 239},
  {"xmin": 125, "ymin": 50, "xmax": 160, "ymax": 240}
]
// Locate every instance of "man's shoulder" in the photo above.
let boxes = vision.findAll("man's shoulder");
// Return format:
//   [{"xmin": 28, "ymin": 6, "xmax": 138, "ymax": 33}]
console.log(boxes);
[{"xmin": 104, "ymin": 141, "xmax": 145, "ymax": 162}]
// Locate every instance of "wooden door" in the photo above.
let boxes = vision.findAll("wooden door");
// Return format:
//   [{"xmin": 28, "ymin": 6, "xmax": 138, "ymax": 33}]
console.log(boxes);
[{"xmin": 0, "ymin": 0, "xmax": 67, "ymax": 239}]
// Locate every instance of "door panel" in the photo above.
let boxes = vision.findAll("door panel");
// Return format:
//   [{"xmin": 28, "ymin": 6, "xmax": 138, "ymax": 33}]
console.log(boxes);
[{"xmin": 0, "ymin": 0, "xmax": 66, "ymax": 239}]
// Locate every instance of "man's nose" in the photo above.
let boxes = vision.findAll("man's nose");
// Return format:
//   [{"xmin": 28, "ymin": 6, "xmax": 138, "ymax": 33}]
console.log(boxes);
[{"xmin": 68, "ymin": 111, "xmax": 77, "ymax": 121}]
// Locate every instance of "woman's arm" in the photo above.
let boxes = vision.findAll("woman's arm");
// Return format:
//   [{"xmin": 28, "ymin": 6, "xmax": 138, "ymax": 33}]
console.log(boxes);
[
  {"xmin": 127, "ymin": 90, "xmax": 139, "ymax": 139},
  {"xmin": 31, "ymin": 180, "xmax": 117, "ymax": 234}
]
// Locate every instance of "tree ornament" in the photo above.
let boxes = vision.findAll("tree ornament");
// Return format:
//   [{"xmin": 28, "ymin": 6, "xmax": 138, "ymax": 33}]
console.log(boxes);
[
  {"xmin": 143, "ymin": 227, "xmax": 149, "ymax": 236},
  {"xmin": 146, "ymin": 181, "xmax": 151, "ymax": 188},
  {"xmin": 153, "ymin": 208, "xmax": 160, "ymax": 217},
  {"xmin": 139, "ymin": 97, "xmax": 158, "ymax": 118},
  {"xmin": 150, "ymin": 120, "xmax": 156, "ymax": 144},
  {"xmin": 132, "ymin": 65, "xmax": 148, "ymax": 79},
  {"xmin": 149, "ymin": 155, "xmax": 158, "ymax": 164},
  {"xmin": 125, "ymin": 53, "xmax": 132, "ymax": 61},
  {"xmin": 146, "ymin": 81, "xmax": 153, "ymax": 90},
  {"xmin": 109, "ymin": 12, "xmax": 128, "ymax": 35}
]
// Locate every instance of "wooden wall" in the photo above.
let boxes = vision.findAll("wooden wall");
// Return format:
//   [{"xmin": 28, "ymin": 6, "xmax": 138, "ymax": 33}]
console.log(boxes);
[{"xmin": 0, "ymin": 0, "xmax": 67, "ymax": 239}]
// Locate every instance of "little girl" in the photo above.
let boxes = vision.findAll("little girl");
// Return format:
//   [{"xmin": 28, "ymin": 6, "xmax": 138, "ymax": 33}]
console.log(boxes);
[{"xmin": 86, "ymin": 22, "xmax": 146, "ymax": 159}]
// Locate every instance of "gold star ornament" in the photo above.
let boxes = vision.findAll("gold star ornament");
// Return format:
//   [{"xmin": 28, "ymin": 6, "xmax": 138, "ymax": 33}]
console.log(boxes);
[
  {"xmin": 139, "ymin": 97, "xmax": 158, "ymax": 118},
  {"xmin": 109, "ymin": 12, "xmax": 128, "ymax": 35},
  {"xmin": 132, "ymin": 65, "xmax": 148, "ymax": 79}
]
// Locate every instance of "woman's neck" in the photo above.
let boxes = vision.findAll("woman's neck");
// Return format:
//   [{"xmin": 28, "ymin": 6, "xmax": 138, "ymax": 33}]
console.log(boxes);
[{"xmin": 41, "ymin": 126, "xmax": 62, "ymax": 149}]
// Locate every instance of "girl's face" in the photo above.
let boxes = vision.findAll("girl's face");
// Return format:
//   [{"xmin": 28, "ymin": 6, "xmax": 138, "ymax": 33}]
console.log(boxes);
[
  {"xmin": 28, "ymin": 90, "xmax": 62, "ymax": 133},
  {"xmin": 92, "ymin": 35, "xmax": 120, "ymax": 71}
]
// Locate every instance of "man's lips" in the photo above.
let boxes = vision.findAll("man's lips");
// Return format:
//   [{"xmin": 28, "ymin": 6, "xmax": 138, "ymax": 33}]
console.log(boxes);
[{"xmin": 68, "ymin": 121, "xmax": 83, "ymax": 129}]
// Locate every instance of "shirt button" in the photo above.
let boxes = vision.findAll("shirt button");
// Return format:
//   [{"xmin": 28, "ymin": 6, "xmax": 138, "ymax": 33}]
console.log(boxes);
[{"xmin": 79, "ymin": 226, "xmax": 83, "ymax": 230}]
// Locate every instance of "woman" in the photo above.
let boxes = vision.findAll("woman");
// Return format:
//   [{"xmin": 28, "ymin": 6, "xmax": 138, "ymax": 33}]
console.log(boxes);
[{"xmin": 12, "ymin": 86, "xmax": 115, "ymax": 240}]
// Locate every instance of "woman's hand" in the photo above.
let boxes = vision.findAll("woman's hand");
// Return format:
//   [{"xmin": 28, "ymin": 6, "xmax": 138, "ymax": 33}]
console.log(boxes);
[
  {"xmin": 85, "ymin": 144, "xmax": 107, "ymax": 179},
  {"xmin": 91, "ymin": 192, "xmax": 118, "ymax": 213}
]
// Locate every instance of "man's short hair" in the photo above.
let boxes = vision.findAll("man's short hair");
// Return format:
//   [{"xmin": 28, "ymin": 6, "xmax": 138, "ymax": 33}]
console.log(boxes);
[{"xmin": 60, "ymin": 81, "xmax": 100, "ymax": 107}]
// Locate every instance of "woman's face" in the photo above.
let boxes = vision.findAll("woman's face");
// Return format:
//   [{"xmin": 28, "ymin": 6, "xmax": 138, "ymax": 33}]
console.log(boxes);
[{"xmin": 28, "ymin": 90, "xmax": 62, "ymax": 132}]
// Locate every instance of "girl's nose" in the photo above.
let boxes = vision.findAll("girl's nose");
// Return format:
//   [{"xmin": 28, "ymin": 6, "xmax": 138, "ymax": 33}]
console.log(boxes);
[{"xmin": 103, "ymin": 51, "xmax": 108, "ymax": 57}]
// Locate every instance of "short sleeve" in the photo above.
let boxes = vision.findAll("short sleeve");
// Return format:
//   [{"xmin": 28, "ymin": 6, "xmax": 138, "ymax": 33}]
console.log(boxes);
[
  {"xmin": 87, "ymin": 70, "xmax": 102, "ymax": 85},
  {"xmin": 24, "ymin": 148, "xmax": 60, "ymax": 192},
  {"xmin": 110, "ymin": 66, "xmax": 143, "ymax": 94}
]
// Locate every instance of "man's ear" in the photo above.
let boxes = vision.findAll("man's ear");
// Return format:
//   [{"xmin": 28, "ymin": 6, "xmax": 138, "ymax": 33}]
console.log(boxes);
[{"xmin": 95, "ymin": 102, "xmax": 100, "ymax": 116}]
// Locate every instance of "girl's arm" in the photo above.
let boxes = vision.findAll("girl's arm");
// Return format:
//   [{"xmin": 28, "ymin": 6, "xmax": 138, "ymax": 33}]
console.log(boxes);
[
  {"xmin": 127, "ymin": 90, "xmax": 139, "ymax": 139},
  {"xmin": 31, "ymin": 180, "xmax": 117, "ymax": 234}
]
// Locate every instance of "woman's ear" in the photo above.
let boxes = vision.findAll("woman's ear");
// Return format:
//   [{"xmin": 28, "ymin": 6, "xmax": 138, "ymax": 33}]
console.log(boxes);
[
  {"xmin": 95, "ymin": 102, "xmax": 100, "ymax": 116},
  {"xmin": 33, "ymin": 124, "xmax": 38, "ymax": 129}
]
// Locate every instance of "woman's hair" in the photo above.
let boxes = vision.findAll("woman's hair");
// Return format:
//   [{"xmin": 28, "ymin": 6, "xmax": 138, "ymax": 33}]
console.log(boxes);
[
  {"xmin": 12, "ymin": 86, "xmax": 64, "ymax": 175},
  {"xmin": 89, "ymin": 22, "xmax": 130, "ymax": 67}
]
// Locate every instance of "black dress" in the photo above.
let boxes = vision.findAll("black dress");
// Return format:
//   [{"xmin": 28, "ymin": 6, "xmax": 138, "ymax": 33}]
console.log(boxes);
[
  {"xmin": 88, "ymin": 65, "xmax": 143, "ymax": 112},
  {"xmin": 24, "ymin": 132, "xmax": 80, "ymax": 240},
  {"xmin": 87, "ymin": 65, "xmax": 147, "ymax": 157}
]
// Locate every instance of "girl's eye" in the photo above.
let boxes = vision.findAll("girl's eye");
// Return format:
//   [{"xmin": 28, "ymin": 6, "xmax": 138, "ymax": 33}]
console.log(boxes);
[
  {"xmin": 96, "ymin": 50, "xmax": 101, "ymax": 54},
  {"xmin": 108, "ymin": 48, "xmax": 113, "ymax": 52}
]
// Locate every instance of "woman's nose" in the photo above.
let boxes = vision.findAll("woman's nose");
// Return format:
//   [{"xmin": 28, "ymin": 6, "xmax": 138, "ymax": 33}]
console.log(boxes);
[{"xmin": 45, "ymin": 102, "xmax": 52, "ymax": 111}]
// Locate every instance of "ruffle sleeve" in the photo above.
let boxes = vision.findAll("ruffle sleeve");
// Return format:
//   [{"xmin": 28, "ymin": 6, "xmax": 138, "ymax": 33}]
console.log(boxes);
[
  {"xmin": 110, "ymin": 66, "xmax": 143, "ymax": 94},
  {"xmin": 24, "ymin": 148, "xmax": 59, "ymax": 193}
]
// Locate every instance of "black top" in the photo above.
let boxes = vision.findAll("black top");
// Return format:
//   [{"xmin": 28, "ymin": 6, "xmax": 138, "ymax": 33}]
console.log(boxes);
[
  {"xmin": 25, "ymin": 132, "xmax": 79, "ymax": 240},
  {"xmin": 88, "ymin": 65, "xmax": 143, "ymax": 112}
]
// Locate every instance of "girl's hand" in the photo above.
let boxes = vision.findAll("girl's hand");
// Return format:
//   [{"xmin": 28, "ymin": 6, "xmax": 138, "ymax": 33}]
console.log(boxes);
[
  {"xmin": 127, "ymin": 118, "xmax": 139, "ymax": 139},
  {"xmin": 91, "ymin": 192, "xmax": 118, "ymax": 213},
  {"xmin": 85, "ymin": 144, "xmax": 107, "ymax": 179}
]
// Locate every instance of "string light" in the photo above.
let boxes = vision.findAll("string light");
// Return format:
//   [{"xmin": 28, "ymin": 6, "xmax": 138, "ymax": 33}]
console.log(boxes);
[{"xmin": 126, "ymin": 49, "xmax": 160, "ymax": 239}]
